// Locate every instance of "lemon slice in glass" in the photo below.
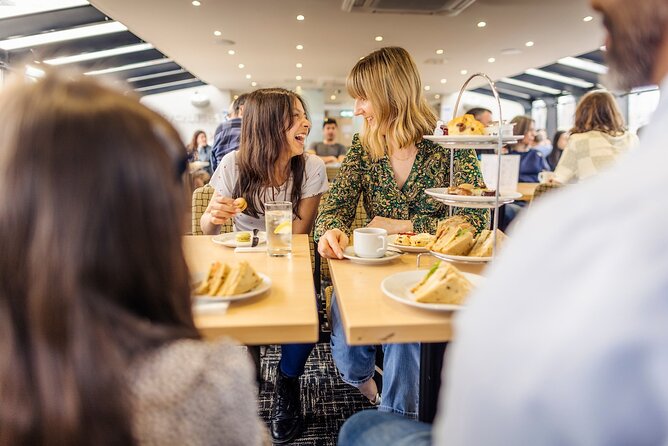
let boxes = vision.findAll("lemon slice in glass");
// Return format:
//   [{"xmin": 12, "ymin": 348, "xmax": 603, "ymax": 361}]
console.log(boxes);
[{"xmin": 273, "ymin": 221, "xmax": 292, "ymax": 234}]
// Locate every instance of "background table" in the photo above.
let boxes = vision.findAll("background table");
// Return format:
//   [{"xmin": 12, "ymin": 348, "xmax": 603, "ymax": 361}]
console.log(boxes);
[{"xmin": 183, "ymin": 234, "xmax": 319, "ymax": 345}]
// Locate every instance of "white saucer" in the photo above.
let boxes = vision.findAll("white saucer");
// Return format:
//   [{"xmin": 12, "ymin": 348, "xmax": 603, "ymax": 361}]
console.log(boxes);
[{"xmin": 342, "ymin": 246, "xmax": 402, "ymax": 265}]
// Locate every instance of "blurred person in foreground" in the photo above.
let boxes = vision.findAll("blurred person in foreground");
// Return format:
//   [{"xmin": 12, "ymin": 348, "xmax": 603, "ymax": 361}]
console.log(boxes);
[
  {"xmin": 553, "ymin": 90, "xmax": 638, "ymax": 184},
  {"xmin": 339, "ymin": 0, "xmax": 668, "ymax": 444},
  {"xmin": 0, "ymin": 72, "xmax": 266, "ymax": 446}
]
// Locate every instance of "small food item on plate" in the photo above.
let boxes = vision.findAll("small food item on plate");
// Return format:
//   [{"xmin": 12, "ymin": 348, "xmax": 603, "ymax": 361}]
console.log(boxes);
[
  {"xmin": 194, "ymin": 261, "xmax": 261, "ymax": 297},
  {"xmin": 234, "ymin": 197, "xmax": 248, "ymax": 212},
  {"xmin": 235, "ymin": 231, "xmax": 251, "ymax": 244},
  {"xmin": 218, "ymin": 261, "xmax": 262, "ymax": 296},
  {"xmin": 447, "ymin": 183, "xmax": 496, "ymax": 197},
  {"xmin": 394, "ymin": 232, "xmax": 434, "ymax": 248},
  {"xmin": 432, "ymin": 226, "xmax": 475, "ymax": 256},
  {"xmin": 433, "ymin": 121, "xmax": 449, "ymax": 136},
  {"xmin": 447, "ymin": 114, "xmax": 485, "ymax": 136},
  {"xmin": 469, "ymin": 229, "xmax": 508, "ymax": 257},
  {"xmin": 410, "ymin": 261, "xmax": 473, "ymax": 304}
]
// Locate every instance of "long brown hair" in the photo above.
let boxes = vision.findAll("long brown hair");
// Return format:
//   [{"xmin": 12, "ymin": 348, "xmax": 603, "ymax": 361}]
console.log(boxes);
[
  {"xmin": 0, "ymin": 71, "xmax": 199, "ymax": 446},
  {"xmin": 571, "ymin": 90, "xmax": 626, "ymax": 136},
  {"xmin": 187, "ymin": 129, "xmax": 206, "ymax": 152},
  {"xmin": 346, "ymin": 47, "xmax": 437, "ymax": 160},
  {"xmin": 233, "ymin": 88, "xmax": 307, "ymax": 219}
]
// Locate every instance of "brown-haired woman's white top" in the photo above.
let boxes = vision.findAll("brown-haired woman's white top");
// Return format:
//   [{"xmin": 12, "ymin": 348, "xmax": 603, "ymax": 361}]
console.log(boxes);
[{"xmin": 126, "ymin": 338, "xmax": 268, "ymax": 445}]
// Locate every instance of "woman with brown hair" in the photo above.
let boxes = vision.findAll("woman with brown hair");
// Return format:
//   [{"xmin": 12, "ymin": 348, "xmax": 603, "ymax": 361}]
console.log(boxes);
[
  {"xmin": 201, "ymin": 88, "xmax": 328, "ymax": 444},
  {"xmin": 507, "ymin": 115, "xmax": 551, "ymax": 183},
  {"xmin": 0, "ymin": 72, "xmax": 266, "ymax": 445},
  {"xmin": 554, "ymin": 90, "xmax": 638, "ymax": 183},
  {"xmin": 316, "ymin": 47, "xmax": 487, "ymax": 419}
]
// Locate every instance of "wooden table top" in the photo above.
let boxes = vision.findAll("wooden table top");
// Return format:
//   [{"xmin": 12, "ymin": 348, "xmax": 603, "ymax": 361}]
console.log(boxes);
[
  {"xmin": 328, "ymin": 253, "xmax": 486, "ymax": 346},
  {"xmin": 183, "ymin": 235, "xmax": 319, "ymax": 345},
  {"xmin": 517, "ymin": 182, "xmax": 539, "ymax": 201}
]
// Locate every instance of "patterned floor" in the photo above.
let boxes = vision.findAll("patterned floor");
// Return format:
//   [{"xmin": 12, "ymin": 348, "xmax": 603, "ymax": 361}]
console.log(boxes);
[{"xmin": 258, "ymin": 343, "xmax": 375, "ymax": 445}]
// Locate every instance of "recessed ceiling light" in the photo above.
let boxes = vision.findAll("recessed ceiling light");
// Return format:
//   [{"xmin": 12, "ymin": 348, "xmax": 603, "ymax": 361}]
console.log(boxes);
[
  {"xmin": 251, "ymin": 81, "xmax": 257, "ymax": 87},
  {"xmin": 440, "ymin": 78, "xmax": 447, "ymax": 84},
  {"xmin": 84, "ymin": 58, "xmax": 172, "ymax": 76},
  {"xmin": 435, "ymin": 94, "xmax": 441, "ymax": 99},
  {"xmin": 296, "ymin": 44, "xmax": 304, "ymax": 50},
  {"xmin": 214, "ymin": 30, "xmax": 221, "ymax": 36},
  {"xmin": 460, "ymin": 69, "xmax": 468, "ymax": 75},
  {"xmin": 488, "ymin": 57, "xmax": 496, "ymax": 63},
  {"xmin": 330, "ymin": 95, "xmax": 336, "ymax": 100},
  {"xmin": 296, "ymin": 75, "xmax": 302, "ymax": 80},
  {"xmin": 233, "ymin": 95, "xmax": 239, "ymax": 100},
  {"xmin": 436, "ymin": 49, "xmax": 444, "ymax": 55},
  {"xmin": 296, "ymin": 14, "xmax": 305, "ymax": 21},
  {"xmin": 600, "ymin": 45, "xmax": 606, "ymax": 51},
  {"xmin": 228, "ymin": 50, "xmax": 235, "ymax": 55},
  {"xmin": 245, "ymin": 74, "xmax": 251, "ymax": 79},
  {"xmin": 477, "ymin": 21, "xmax": 486, "ymax": 28},
  {"xmin": 0, "ymin": 21, "xmax": 127, "ymax": 51},
  {"xmin": 296, "ymin": 62, "xmax": 302, "ymax": 68},
  {"xmin": 192, "ymin": 1, "xmax": 201, "ymax": 6},
  {"xmin": 296, "ymin": 85, "xmax": 302, "ymax": 92},
  {"xmin": 375, "ymin": 36, "xmax": 383, "ymax": 41},
  {"xmin": 583, "ymin": 15, "xmax": 593, "ymax": 22},
  {"xmin": 43, "ymin": 43, "xmax": 153, "ymax": 65},
  {"xmin": 238, "ymin": 63, "xmax": 245, "ymax": 69},
  {"xmin": 424, "ymin": 85, "xmax": 431, "ymax": 91},
  {"xmin": 525, "ymin": 41, "xmax": 534, "ymax": 47}
]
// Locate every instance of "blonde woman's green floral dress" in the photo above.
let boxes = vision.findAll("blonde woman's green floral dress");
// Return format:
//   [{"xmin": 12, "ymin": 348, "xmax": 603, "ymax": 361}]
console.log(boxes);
[{"xmin": 314, "ymin": 134, "xmax": 489, "ymax": 240}]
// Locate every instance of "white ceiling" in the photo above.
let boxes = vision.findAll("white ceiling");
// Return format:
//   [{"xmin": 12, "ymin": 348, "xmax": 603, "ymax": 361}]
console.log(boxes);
[{"xmin": 89, "ymin": 0, "xmax": 604, "ymax": 101}]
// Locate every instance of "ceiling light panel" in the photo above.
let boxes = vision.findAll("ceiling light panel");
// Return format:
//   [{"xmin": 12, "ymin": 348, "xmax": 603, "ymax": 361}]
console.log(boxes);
[
  {"xmin": 524, "ymin": 68, "xmax": 594, "ymax": 88},
  {"xmin": 0, "ymin": 21, "xmax": 127, "ymax": 51},
  {"xmin": 127, "ymin": 68, "xmax": 186, "ymax": 82},
  {"xmin": 84, "ymin": 58, "xmax": 172, "ymax": 76},
  {"xmin": 500, "ymin": 77, "xmax": 562, "ymax": 95},
  {"xmin": 557, "ymin": 57, "xmax": 608, "ymax": 74},
  {"xmin": 43, "ymin": 43, "xmax": 153, "ymax": 65},
  {"xmin": 134, "ymin": 77, "xmax": 199, "ymax": 92}
]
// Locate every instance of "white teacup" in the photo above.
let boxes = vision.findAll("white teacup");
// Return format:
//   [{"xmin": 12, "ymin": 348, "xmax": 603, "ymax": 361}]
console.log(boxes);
[{"xmin": 353, "ymin": 228, "xmax": 388, "ymax": 258}]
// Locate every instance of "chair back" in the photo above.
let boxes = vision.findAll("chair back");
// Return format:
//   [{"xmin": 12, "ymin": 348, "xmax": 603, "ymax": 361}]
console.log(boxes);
[
  {"xmin": 191, "ymin": 184, "xmax": 233, "ymax": 235},
  {"xmin": 530, "ymin": 182, "xmax": 564, "ymax": 206}
]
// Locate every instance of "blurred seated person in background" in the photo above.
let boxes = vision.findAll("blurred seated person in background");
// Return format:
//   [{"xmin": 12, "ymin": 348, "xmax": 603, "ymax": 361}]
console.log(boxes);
[
  {"xmin": 187, "ymin": 129, "xmax": 213, "ymax": 176},
  {"xmin": 307, "ymin": 118, "xmax": 348, "ymax": 164},
  {"xmin": 339, "ymin": 0, "xmax": 668, "ymax": 444},
  {"xmin": 553, "ymin": 90, "xmax": 638, "ymax": 184},
  {"xmin": 316, "ymin": 47, "xmax": 488, "ymax": 420},
  {"xmin": 547, "ymin": 130, "xmax": 569, "ymax": 170},
  {"xmin": 201, "ymin": 88, "xmax": 327, "ymax": 444},
  {"xmin": 211, "ymin": 93, "xmax": 248, "ymax": 172},
  {"xmin": 465, "ymin": 107, "xmax": 493, "ymax": 126},
  {"xmin": 531, "ymin": 128, "xmax": 553, "ymax": 157},
  {"xmin": 0, "ymin": 72, "xmax": 266, "ymax": 445},
  {"xmin": 507, "ymin": 116, "xmax": 551, "ymax": 183}
]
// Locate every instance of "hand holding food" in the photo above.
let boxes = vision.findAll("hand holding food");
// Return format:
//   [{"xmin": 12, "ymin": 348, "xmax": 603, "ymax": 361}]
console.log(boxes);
[
  {"xmin": 318, "ymin": 229, "xmax": 349, "ymax": 260},
  {"xmin": 233, "ymin": 197, "xmax": 247, "ymax": 212},
  {"xmin": 206, "ymin": 193, "xmax": 240, "ymax": 226}
]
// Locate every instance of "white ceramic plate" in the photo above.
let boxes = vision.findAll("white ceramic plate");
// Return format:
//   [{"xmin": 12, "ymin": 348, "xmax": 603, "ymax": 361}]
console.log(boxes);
[
  {"xmin": 381, "ymin": 269, "xmax": 484, "ymax": 311},
  {"xmin": 342, "ymin": 246, "xmax": 402, "ymax": 265},
  {"xmin": 424, "ymin": 135, "xmax": 523, "ymax": 144},
  {"xmin": 425, "ymin": 188, "xmax": 522, "ymax": 203},
  {"xmin": 212, "ymin": 231, "xmax": 266, "ymax": 248},
  {"xmin": 192, "ymin": 271, "xmax": 271, "ymax": 302},
  {"xmin": 387, "ymin": 234, "xmax": 431, "ymax": 253},
  {"xmin": 429, "ymin": 250, "xmax": 492, "ymax": 264}
]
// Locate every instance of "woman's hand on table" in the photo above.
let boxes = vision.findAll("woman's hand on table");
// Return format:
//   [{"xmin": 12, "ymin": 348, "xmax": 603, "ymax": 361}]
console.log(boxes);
[
  {"xmin": 318, "ymin": 229, "xmax": 349, "ymax": 259},
  {"xmin": 366, "ymin": 216, "xmax": 413, "ymax": 235}
]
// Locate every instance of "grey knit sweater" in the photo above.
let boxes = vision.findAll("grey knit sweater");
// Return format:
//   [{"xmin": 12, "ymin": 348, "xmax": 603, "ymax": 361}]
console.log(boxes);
[{"xmin": 127, "ymin": 339, "xmax": 268, "ymax": 446}]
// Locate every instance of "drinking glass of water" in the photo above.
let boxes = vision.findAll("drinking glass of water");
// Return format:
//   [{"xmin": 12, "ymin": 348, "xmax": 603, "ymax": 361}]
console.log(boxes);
[{"xmin": 265, "ymin": 201, "xmax": 292, "ymax": 256}]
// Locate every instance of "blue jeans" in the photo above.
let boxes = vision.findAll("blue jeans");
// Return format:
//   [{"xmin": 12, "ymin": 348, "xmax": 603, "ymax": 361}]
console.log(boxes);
[
  {"xmin": 338, "ymin": 410, "xmax": 432, "ymax": 446},
  {"xmin": 330, "ymin": 293, "xmax": 420, "ymax": 417},
  {"xmin": 279, "ymin": 343, "xmax": 315, "ymax": 377}
]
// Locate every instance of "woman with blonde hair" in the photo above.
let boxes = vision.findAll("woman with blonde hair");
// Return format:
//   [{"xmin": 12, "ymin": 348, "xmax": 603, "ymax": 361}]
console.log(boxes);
[
  {"xmin": 554, "ymin": 90, "xmax": 638, "ymax": 183},
  {"xmin": 0, "ymin": 72, "xmax": 266, "ymax": 445},
  {"xmin": 316, "ymin": 47, "xmax": 488, "ymax": 418}
]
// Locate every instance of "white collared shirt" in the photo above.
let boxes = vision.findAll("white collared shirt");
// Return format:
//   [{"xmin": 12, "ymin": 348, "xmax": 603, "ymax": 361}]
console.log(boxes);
[{"xmin": 433, "ymin": 78, "xmax": 668, "ymax": 445}]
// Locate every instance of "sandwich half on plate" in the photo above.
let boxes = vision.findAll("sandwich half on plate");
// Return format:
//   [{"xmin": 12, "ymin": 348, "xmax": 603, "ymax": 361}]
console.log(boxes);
[{"xmin": 410, "ymin": 261, "xmax": 473, "ymax": 305}]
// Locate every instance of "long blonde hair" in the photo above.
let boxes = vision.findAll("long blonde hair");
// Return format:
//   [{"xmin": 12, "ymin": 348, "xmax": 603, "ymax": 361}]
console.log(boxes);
[{"xmin": 346, "ymin": 47, "xmax": 437, "ymax": 160}]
